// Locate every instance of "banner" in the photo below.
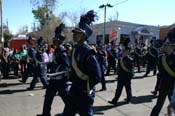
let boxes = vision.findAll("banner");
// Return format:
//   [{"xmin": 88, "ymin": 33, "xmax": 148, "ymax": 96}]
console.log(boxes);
[{"xmin": 110, "ymin": 29, "xmax": 118, "ymax": 40}]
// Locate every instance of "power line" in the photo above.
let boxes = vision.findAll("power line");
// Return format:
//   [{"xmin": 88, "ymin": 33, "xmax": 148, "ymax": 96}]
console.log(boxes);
[
  {"xmin": 113, "ymin": 0, "xmax": 128, "ymax": 7},
  {"xmin": 97, "ymin": 0, "xmax": 128, "ymax": 14}
]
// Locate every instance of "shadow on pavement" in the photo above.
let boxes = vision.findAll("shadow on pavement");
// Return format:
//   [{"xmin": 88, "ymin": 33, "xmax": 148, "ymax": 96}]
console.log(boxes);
[
  {"xmin": 94, "ymin": 102, "xmax": 127, "ymax": 114},
  {"xmin": 55, "ymin": 113, "xmax": 63, "ymax": 116},
  {"xmin": 55, "ymin": 105, "xmax": 119, "ymax": 116},
  {"xmin": 133, "ymin": 75, "xmax": 152, "ymax": 79},
  {"xmin": 131, "ymin": 94, "xmax": 157, "ymax": 104},
  {"xmin": 0, "ymin": 87, "xmax": 45, "ymax": 94},
  {"xmin": 0, "ymin": 89, "xmax": 28, "ymax": 94},
  {"xmin": 0, "ymin": 82, "xmax": 24, "ymax": 87},
  {"xmin": 0, "ymin": 75, "xmax": 21, "ymax": 79},
  {"xmin": 55, "ymin": 99, "xmax": 151, "ymax": 116},
  {"xmin": 94, "ymin": 104, "xmax": 115, "ymax": 112},
  {"xmin": 105, "ymin": 79, "xmax": 117, "ymax": 83},
  {"xmin": 134, "ymin": 70, "xmax": 146, "ymax": 73}
]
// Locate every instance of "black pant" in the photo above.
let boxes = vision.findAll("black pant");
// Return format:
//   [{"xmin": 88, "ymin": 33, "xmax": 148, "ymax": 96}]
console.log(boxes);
[
  {"xmin": 42, "ymin": 80, "xmax": 69, "ymax": 116},
  {"xmin": 112, "ymin": 77, "xmax": 132, "ymax": 103},
  {"xmin": 145, "ymin": 62, "xmax": 157, "ymax": 76},
  {"xmin": 63, "ymin": 88, "xmax": 94, "ymax": 116},
  {"xmin": 150, "ymin": 90, "xmax": 172, "ymax": 116},
  {"xmin": 153, "ymin": 74, "xmax": 161, "ymax": 93},
  {"xmin": 22, "ymin": 63, "xmax": 35, "ymax": 83},
  {"xmin": 13, "ymin": 61, "xmax": 19, "ymax": 76},
  {"xmin": 29, "ymin": 64, "xmax": 48, "ymax": 89},
  {"xmin": 135, "ymin": 58, "xmax": 140, "ymax": 72},
  {"xmin": 2, "ymin": 62, "xmax": 9, "ymax": 78},
  {"xmin": 101, "ymin": 66, "xmax": 106, "ymax": 89}
]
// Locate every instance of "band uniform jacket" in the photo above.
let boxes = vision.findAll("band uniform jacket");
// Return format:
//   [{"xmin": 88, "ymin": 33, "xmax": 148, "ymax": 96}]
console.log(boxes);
[
  {"xmin": 70, "ymin": 42, "xmax": 102, "ymax": 93},
  {"xmin": 158, "ymin": 53, "xmax": 175, "ymax": 91},
  {"xmin": 117, "ymin": 56, "xmax": 134, "ymax": 79}
]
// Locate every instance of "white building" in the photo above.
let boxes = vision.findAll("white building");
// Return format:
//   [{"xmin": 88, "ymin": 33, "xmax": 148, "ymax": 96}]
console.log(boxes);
[{"xmin": 88, "ymin": 20, "xmax": 159, "ymax": 45}]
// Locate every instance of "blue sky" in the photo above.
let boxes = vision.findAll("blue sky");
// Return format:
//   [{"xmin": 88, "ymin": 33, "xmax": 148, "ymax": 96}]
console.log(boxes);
[{"xmin": 3, "ymin": 0, "xmax": 175, "ymax": 34}]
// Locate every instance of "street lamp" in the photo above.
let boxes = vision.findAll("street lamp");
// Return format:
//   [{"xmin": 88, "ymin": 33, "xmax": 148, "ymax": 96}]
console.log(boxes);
[
  {"xmin": 99, "ymin": 1, "xmax": 128, "ymax": 44},
  {"xmin": 99, "ymin": 3, "xmax": 113, "ymax": 44}
]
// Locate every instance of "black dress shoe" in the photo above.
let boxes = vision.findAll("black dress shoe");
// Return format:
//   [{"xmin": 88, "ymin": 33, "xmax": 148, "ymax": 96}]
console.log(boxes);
[
  {"xmin": 108, "ymin": 100, "xmax": 117, "ymax": 105},
  {"xmin": 36, "ymin": 114, "xmax": 43, "ymax": 116},
  {"xmin": 18, "ymin": 80, "xmax": 25, "ymax": 83},
  {"xmin": 27, "ymin": 87, "xmax": 34, "ymax": 90},
  {"xmin": 42, "ymin": 86, "xmax": 47, "ymax": 89},
  {"xmin": 36, "ymin": 114, "xmax": 50, "ymax": 116},
  {"xmin": 124, "ymin": 98, "xmax": 131, "ymax": 104},
  {"xmin": 99, "ymin": 88, "xmax": 107, "ymax": 91},
  {"xmin": 151, "ymin": 91, "xmax": 157, "ymax": 95}
]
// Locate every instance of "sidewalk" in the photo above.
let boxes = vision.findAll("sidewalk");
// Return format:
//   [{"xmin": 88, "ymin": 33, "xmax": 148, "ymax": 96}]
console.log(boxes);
[{"xmin": 0, "ymin": 71, "xmax": 169, "ymax": 116}]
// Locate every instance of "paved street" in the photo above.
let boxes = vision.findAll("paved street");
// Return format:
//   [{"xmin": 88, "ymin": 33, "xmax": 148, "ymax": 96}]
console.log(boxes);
[{"xmin": 0, "ymin": 70, "xmax": 169, "ymax": 116}]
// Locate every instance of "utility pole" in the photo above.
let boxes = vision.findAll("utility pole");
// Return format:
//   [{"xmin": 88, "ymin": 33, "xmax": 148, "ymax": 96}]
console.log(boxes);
[
  {"xmin": 99, "ymin": 3, "xmax": 113, "ymax": 44},
  {"xmin": 33, "ymin": 22, "xmax": 36, "ymax": 31},
  {"xmin": 0, "ymin": 0, "xmax": 4, "ymax": 44}
]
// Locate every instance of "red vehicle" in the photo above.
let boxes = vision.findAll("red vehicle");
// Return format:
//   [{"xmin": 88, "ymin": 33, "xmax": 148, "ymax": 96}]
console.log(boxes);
[{"xmin": 10, "ymin": 36, "xmax": 36, "ymax": 51}]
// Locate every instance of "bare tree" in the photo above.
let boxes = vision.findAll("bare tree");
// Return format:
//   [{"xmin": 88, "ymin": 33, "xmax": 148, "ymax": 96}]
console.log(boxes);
[
  {"xmin": 108, "ymin": 11, "xmax": 119, "ymax": 22},
  {"xmin": 16, "ymin": 25, "xmax": 28, "ymax": 35},
  {"xmin": 58, "ymin": 12, "xmax": 68, "ymax": 22},
  {"xmin": 66, "ymin": 11, "xmax": 79, "ymax": 27},
  {"xmin": 41, "ymin": 19, "xmax": 60, "ymax": 44},
  {"xmin": 62, "ymin": 8, "xmax": 88, "ymax": 27},
  {"xmin": 30, "ymin": 0, "xmax": 62, "ymax": 45}
]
